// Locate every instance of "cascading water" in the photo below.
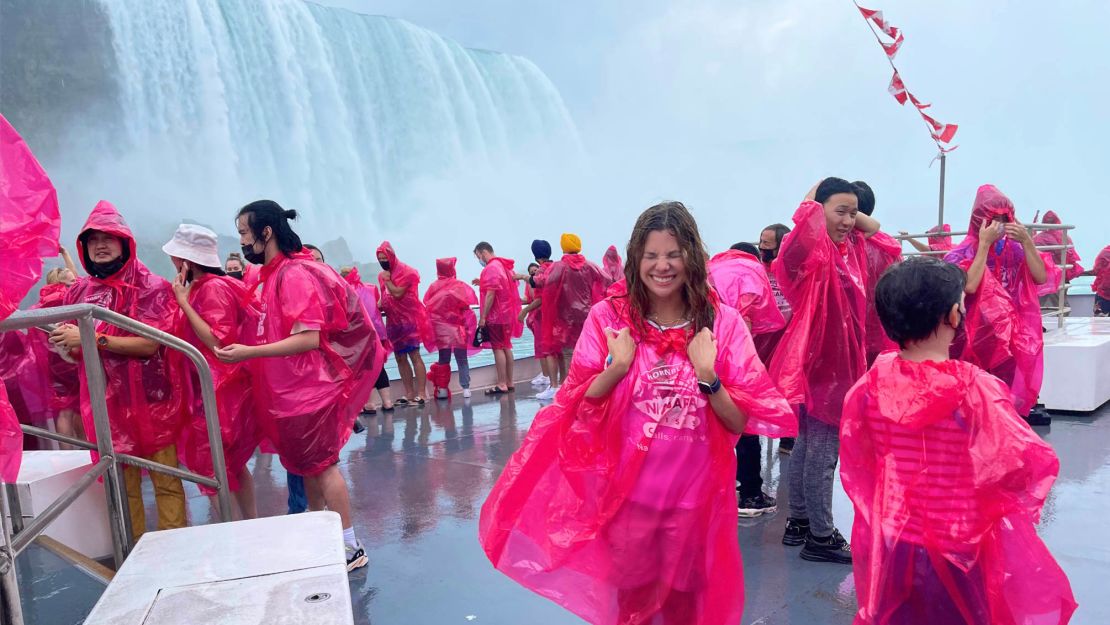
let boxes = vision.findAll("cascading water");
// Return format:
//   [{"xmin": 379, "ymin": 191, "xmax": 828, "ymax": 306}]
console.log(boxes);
[{"xmin": 86, "ymin": 0, "xmax": 582, "ymax": 238}]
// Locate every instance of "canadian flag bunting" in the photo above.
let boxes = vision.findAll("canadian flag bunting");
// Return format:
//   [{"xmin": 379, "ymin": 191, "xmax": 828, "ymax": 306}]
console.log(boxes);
[{"xmin": 857, "ymin": 3, "xmax": 957, "ymax": 146}]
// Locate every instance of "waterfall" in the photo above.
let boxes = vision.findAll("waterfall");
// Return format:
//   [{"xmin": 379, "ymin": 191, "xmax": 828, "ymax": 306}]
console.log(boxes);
[{"xmin": 88, "ymin": 0, "xmax": 582, "ymax": 238}]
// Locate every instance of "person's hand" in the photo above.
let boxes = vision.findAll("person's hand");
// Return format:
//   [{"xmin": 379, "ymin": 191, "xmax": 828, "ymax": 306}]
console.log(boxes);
[
  {"xmin": 686, "ymin": 328, "xmax": 718, "ymax": 381},
  {"xmin": 978, "ymin": 220, "xmax": 1004, "ymax": 248},
  {"xmin": 1004, "ymin": 219, "xmax": 1033, "ymax": 246},
  {"xmin": 171, "ymin": 265, "xmax": 192, "ymax": 305},
  {"xmin": 604, "ymin": 327, "xmax": 636, "ymax": 371},
  {"xmin": 49, "ymin": 324, "xmax": 82, "ymax": 351},
  {"xmin": 471, "ymin": 278, "xmax": 480, "ymax": 287},
  {"xmin": 898, "ymin": 230, "xmax": 910, "ymax": 236},
  {"xmin": 58, "ymin": 245, "xmax": 70, "ymax": 257},
  {"xmin": 478, "ymin": 316, "xmax": 487, "ymax": 328},
  {"xmin": 513, "ymin": 273, "xmax": 528, "ymax": 281},
  {"xmin": 804, "ymin": 180, "xmax": 823, "ymax": 202},
  {"xmin": 214, "ymin": 344, "xmax": 255, "ymax": 363},
  {"xmin": 379, "ymin": 270, "xmax": 391, "ymax": 283},
  {"xmin": 518, "ymin": 309, "xmax": 527, "ymax": 323}
]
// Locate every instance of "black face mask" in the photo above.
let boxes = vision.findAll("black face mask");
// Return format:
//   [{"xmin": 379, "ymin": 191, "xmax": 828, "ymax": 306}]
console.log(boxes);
[
  {"xmin": 227, "ymin": 270, "xmax": 244, "ymax": 280},
  {"xmin": 379, "ymin": 260, "xmax": 391, "ymax": 271},
  {"xmin": 90, "ymin": 257, "xmax": 126, "ymax": 279},
  {"xmin": 241, "ymin": 242, "xmax": 266, "ymax": 265},
  {"xmin": 759, "ymin": 248, "xmax": 777, "ymax": 263}
]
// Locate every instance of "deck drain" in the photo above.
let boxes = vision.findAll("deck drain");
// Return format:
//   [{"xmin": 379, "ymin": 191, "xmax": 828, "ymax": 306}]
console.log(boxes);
[{"xmin": 305, "ymin": 592, "xmax": 332, "ymax": 603}]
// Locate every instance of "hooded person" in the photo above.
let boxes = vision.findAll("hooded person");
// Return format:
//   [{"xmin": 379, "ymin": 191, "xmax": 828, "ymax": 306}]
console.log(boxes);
[
  {"xmin": 601, "ymin": 245, "xmax": 624, "ymax": 286},
  {"xmin": 769, "ymin": 178, "xmax": 881, "ymax": 564},
  {"xmin": 532, "ymin": 233, "xmax": 608, "ymax": 400},
  {"xmin": 1092, "ymin": 244, "xmax": 1110, "ymax": 317},
  {"xmin": 341, "ymin": 266, "xmax": 395, "ymax": 414},
  {"xmin": 521, "ymin": 239, "xmax": 557, "ymax": 388},
  {"xmin": 1034, "ymin": 210, "xmax": 1084, "ymax": 283},
  {"xmin": 376, "ymin": 241, "xmax": 435, "ymax": 405},
  {"xmin": 943, "ymin": 185, "xmax": 1061, "ymax": 418},
  {"xmin": 473, "ymin": 242, "xmax": 523, "ymax": 395},
  {"xmin": 853, "ymin": 181, "xmax": 903, "ymax": 367},
  {"xmin": 50, "ymin": 200, "xmax": 189, "ymax": 539},
  {"xmin": 163, "ymin": 224, "xmax": 260, "ymax": 520},
  {"xmin": 218, "ymin": 200, "xmax": 385, "ymax": 571},
  {"xmin": 840, "ymin": 256, "xmax": 1076, "ymax": 625},
  {"xmin": 479, "ymin": 201, "xmax": 796, "ymax": 625},
  {"xmin": 423, "ymin": 257, "xmax": 480, "ymax": 399}
]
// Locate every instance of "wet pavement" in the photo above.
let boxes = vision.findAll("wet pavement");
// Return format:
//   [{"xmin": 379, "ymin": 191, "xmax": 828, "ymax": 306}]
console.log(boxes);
[{"xmin": 151, "ymin": 394, "xmax": 1110, "ymax": 623}]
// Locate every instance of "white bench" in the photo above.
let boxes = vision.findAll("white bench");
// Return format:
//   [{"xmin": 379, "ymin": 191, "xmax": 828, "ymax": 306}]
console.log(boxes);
[
  {"xmin": 1040, "ymin": 317, "xmax": 1110, "ymax": 412},
  {"xmin": 9, "ymin": 450, "xmax": 112, "ymax": 559},
  {"xmin": 85, "ymin": 511, "xmax": 354, "ymax": 624}
]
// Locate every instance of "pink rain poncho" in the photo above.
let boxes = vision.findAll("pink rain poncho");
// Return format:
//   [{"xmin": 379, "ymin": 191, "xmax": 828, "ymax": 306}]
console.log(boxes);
[
  {"xmin": 527, "ymin": 261, "xmax": 556, "ymax": 356},
  {"xmin": 376, "ymin": 242, "xmax": 435, "ymax": 353},
  {"xmin": 707, "ymin": 249, "xmax": 786, "ymax": 336},
  {"xmin": 535, "ymin": 254, "xmax": 607, "ymax": 353},
  {"xmin": 480, "ymin": 297, "xmax": 796, "ymax": 625},
  {"xmin": 601, "ymin": 245, "xmax": 624, "ymax": 286},
  {"xmin": 943, "ymin": 185, "xmax": 1061, "ymax": 416},
  {"xmin": 1, "ymin": 114, "xmax": 61, "ymax": 480},
  {"xmin": 863, "ymin": 232, "xmax": 902, "ymax": 365},
  {"xmin": 841, "ymin": 353, "xmax": 1076, "ymax": 624},
  {"xmin": 1034, "ymin": 211, "xmax": 1084, "ymax": 281},
  {"xmin": 64, "ymin": 201, "xmax": 189, "ymax": 457},
  {"xmin": 32, "ymin": 283, "xmax": 80, "ymax": 412},
  {"xmin": 343, "ymin": 268, "xmax": 392, "ymax": 353},
  {"xmin": 927, "ymin": 224, "xmax": 955, "ymax": 252},
  {"xmin": 769, "ymin": 200, "xmax": 868, "ymax": 424},
  {"xmin": 249, "ymin": 251, "xmax": 385, "ymax": 476},
  {"xmin": 423, "ymin": 258, "xmax": 479, "ymax": 352},
  {"xmin": 477, "ymin": 256, "xmax": 524, "ymax": 347},
  {"xmin": 1094, "ymin": 245, "xmax": 1110, "ymax": 302},
  {"xmin": 176, "ymin": 274, "xmax": 259, "ymax": 495}
]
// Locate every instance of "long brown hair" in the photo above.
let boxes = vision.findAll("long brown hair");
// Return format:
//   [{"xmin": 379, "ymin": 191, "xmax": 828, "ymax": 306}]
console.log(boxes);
[{"xmin": 622, "ymin": 201, "xmax": 715, "ymax": 336}]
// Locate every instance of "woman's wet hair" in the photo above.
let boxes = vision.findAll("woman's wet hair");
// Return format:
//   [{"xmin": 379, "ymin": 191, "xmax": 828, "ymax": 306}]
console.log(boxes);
[
  {"xmin": 236, "ymin": 200, "xmax": 303, "ymax": 256},
  {"xmin": 623, "ymin": 201, "xmax": 715, "ymax": 334},
  {"xmin": 814, "ymin": 177, "xmax": 858, "ymax": 205},
  {"xmin": 762, "ymin": 223, "xmax": 791, "ymax": 249},
  {"xmin": 876, "ymin": 256, "xmax": 966, "ymax": 348}
]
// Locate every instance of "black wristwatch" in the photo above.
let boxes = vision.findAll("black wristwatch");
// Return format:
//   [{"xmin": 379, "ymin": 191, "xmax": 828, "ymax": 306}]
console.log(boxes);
[{"xmin": 697, "ymin": 376, "xmax": 722, "ymax": 395}]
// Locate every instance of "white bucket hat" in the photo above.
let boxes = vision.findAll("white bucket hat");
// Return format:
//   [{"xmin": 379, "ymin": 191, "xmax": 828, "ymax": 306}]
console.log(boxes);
[{"xmin": 162, "ymin": 224, "xmax": 222, "ymax": 269}]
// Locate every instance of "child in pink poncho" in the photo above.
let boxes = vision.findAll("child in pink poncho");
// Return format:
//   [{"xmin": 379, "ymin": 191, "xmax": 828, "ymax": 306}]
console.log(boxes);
[{"xmin": 480, "ymin": 202, "xmax": 796, "ymax": 625}]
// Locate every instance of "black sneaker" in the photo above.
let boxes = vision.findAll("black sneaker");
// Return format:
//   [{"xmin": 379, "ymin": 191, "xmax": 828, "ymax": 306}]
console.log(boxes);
[
  {"xmin": 778, "ymin": 437, "xmax": 795, "ymax": 455},
  {"xmin": 346, "ymin": 542, "xmax": 368, "ymax": 572},
  {"xmin": 782, "ymin": 517, "xmax": 810, "ymax": 546},
  {"xmin": 738, "ymin": 492, "xmax": 777, "ymax": 518},
  {"xmin": 800, "ymin": 528, "xmax": 852, "ymax": 564},
  {"xmin": 352, "ymin": 420, "xmax": 366, "ymax": 434},
  {"xmin": 1026, "ymin": 406, "xmax": 1051, "ymax": 426}
]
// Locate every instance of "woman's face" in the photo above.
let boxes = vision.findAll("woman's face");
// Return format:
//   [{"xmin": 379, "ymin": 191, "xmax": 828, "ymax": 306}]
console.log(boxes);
[
  {"xmin": 528, "ymin": 265, "xmax": 539, "ymax": 277},
  {"xmin": 309, "ymin": 248, "xmax": 324, "ymax": 263},
  {"xmin": 638, "ymin": 230, "xmax": 686, "ymax": 301},
  {"xmin": 226, "ymin": 259, "xmax": 243, "ymax": 273},
  {"xmin": 759, "ymin": 229, "xmax": 778, "ymax": 251},
  {"xmin": 58, "ymin": 268, "xmax": 76, "ymax": 286}
]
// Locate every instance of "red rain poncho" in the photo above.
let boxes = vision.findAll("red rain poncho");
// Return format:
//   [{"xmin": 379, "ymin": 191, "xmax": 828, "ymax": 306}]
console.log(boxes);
[
  {"xmin": 707, "ymin": 249, "xmax": 786, "ymax": 336},
  {"xmin": 1093, "ymin": 245, "xmax": 1110, "ymax": 301},
  {"xmin": 343, "ymin": 268, "xmax": 392, "ymax": 353},
  {"xmin": 535, "ymin": 254, "xmax": 607, "ymax": 353},
  {"xmin": 927, "ymin": 224, "xmax": 955, "ymax": 252},
  {"xmin": 32, "ymin": 283, "xmax": 80, "ymax": 412},
  {"xmin": 376, "ymin": 242, "xmax": 435, "ymax": 353},
  {"xmin": 478, "ymin": 256, "xmax": 524, "ymax": 337},
  {"xmin": 249, "ymin": 252, "xmax": 385, "ymax": 476},
  {"xmin": 841, "ymin": 353, "xmax": 1076, "ymax": 625},
  {"xmin": 63, "ymin": 201, "xmax": 189, "ymax": 457},
  {"xmin": 1034, "ymin": 211, "xmax": 1084, "ymax": 281},
  {"xmin": 176, "ymin": 274, "xmax": 259, "ymax": 495},
  {"xmin": 423, "ymin": 258, "xmax": 479, "ymax": 352},
  {"xmin": 943, "ymin": 185, "xmax": 1061, "ymax": 416},
  {"xmin": 769, "ymin": 200, "xmax": 868, "ymax": 424},
  {"xmin": 1, "ymin": 114, "xmax": 61, "ymax": 480},
  {"xmin": 863, "ymin": 232, "xmax": 902, "ymax": 365},
  {"xmin": 601, "ymin": 245, "xmax": 624, "ymax": 286},
  {"xmin": 480, "ymin": 297, "xmax": 795, "ymax": 625}
]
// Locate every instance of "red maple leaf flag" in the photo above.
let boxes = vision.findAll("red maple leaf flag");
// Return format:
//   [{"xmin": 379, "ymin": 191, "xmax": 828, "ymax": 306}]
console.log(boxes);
[
  {"xmin": 882, "ymin": 32, "xmax": 905, "ymax": 59},
  {"xmin": 888, "ymin": 72, "xmax": 908, "ymax": 104},
  {"xmin": 908, "ymin": 92, "xmax": 931, "ymax": 110}
]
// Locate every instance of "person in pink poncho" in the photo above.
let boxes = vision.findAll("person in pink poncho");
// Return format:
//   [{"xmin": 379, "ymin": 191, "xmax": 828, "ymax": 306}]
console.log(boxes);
[
  {"xmin": 853, "ymin": 181, "xmax": 903, "ymax": 366},
  {"xmin": 377, "ymin": 241, "xmax": 434, "ymax": 405},
  {"xmin": 473, "ymin": 241, "xmax": 523, "ymax": 395},
  {"xmin": 163, "ymin": 224, "xmax": 259, "ymax": 520},
  {"xmin": 707, "ymin": 241, "xmax": 787, "ymax": 518},
  {"xmin": 943, "ymin": 185, "xmax": 1061, "ymax": 423},
  {"xmin": 841, "ymin": 256, "xmax": 1076, "ymax": 625},
  {"xmin": 423, "ymin": 257, "xmax": 479, "ymax": 399},
  {"xmin": 30, "ymin": 254, "xmax": 83, "ymax": 448},
  {"xmin": 532, "ymin": 233, "xmax": 607, "ymax": 401},
  {"xmin": 518, "ymin": 239, "xmax": 557, "ymax": 388},
  {"xmin": 902, "ymin": 224, "xmax": 957, "ymax": 254},
  {"xmin": 217, "ymin": 200, "xmax": 385, "ymax": 571},
  {"xmin": 341, "ymin": 266, "xmax": 395, "ymax": 414},
  {"xmin": 50, "ymin": 200, "xmax": 189, "ymax": 540},
  {"xmin": 1034, "ymin": 210, "xmax": 1084, "ymax": 309},
  {"xmin": 601, "ymin": 245, "xmax": 623, "ymax": 287},
  {"xmin": 480, "ymin": 201, "xmax": 796, "ymax": 625},
  {"xmin": 769, "ymin": 177, "xmax": 880, "ymax": 565},
  {"xmin": 1087, "ymin": 244, "xmax": 1110, "ymax": 316}
]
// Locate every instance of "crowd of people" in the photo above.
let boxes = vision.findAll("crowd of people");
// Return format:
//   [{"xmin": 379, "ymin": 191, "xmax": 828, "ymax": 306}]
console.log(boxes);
[{"xmin": 3, "ymin": 175, "xmax": 1105, "ymax": 624}]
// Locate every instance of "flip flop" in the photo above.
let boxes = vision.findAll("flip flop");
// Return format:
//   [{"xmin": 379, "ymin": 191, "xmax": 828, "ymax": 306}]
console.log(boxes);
[
  {"xmin": 485, "ymin": 387, "xmax": 507, "ymax": 396},
  {"xmin": 382, "ymin": 405, "xmax": 395, "ymax": 412},
  {"xmin": 394, "ymin": 397, "xmax": 410, "ymax": 406},
  {"xmin": 413, "ymin": 397, "xmax": 426, "ymax": 405},
  {"xmin": 359, "ymin": 408, "xmax": 377, "ymax": 416}
]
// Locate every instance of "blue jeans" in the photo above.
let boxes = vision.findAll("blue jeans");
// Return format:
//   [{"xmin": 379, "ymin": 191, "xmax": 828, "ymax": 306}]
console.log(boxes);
[
  {"xmin": 287, "ymin": 472, "xmax": 307, "ymax": 514},
  {"xmin": 438, "ymin": 348, "xmax": 471, "ymax": 389}
]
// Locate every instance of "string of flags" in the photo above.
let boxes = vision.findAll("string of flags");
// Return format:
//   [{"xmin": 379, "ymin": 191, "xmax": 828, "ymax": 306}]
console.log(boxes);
[{"xmin": 856, "ymin": 3, "xmax": 958, "ymax": 151}]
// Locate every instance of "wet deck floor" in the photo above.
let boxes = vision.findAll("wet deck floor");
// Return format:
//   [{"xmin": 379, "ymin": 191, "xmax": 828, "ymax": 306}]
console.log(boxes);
[{"xmin": 170, "ymin": 394, "xmax": 1109, "ymax": 623}]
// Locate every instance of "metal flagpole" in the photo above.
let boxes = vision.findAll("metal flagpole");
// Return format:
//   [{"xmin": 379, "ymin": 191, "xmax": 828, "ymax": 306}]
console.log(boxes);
[{"xmin": 937, "ymin": 151, "xmax": 946, "ymax": 228}]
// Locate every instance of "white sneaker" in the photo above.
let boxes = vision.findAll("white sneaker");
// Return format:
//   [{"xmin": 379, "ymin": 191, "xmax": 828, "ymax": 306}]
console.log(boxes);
[
  {"xmin": 462, "ymin": 388, "xmax": 472, "ymax": 399},
  {"xmin": 536, "ymin": 386, "xmax": 557, "ymax": 401},
  {"xmin": 531, "ymin": 374, "xmax": 550, "ymax": 387},
  {"xmin": 346, "ymin": 542, "xmax": 368, "ymax": 572}
]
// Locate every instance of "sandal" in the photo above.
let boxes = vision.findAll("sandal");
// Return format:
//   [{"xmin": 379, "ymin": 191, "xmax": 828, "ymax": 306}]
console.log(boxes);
[
  {"xmin": 485, "ymin": 387, "xmax": 507, "ymax": 396},
  {"xmin": 359, "ymin": 408, "xmax": 377, "ymax": 416},
  {"xmin": 413, "ymin": 397, "xmax": 426, "ymax": 405},
  {"xmin": 394, "ymin": 397, "xmax": 410, "ymax": 406},
  {"xmin": 382, "ymin": 405, "xmax": 395, "ymax": 412},
  {"xmin": 507, "ymin": 386, "xmax": 516, "ymax": 393}
]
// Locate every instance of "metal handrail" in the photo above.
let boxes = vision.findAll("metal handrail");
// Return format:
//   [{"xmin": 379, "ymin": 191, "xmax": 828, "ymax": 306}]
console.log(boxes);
[{"xmin": 0, "ymin": 303, "xmax": 231, "ymax": 625}]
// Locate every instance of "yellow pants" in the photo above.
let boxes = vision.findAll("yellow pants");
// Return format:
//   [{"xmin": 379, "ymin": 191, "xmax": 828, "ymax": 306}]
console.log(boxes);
[{"xmin": 123, "ymin": 445, "xmax": 187, "ymax": 541}]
